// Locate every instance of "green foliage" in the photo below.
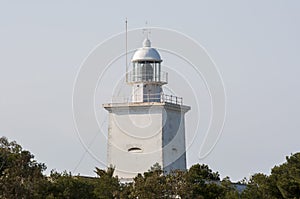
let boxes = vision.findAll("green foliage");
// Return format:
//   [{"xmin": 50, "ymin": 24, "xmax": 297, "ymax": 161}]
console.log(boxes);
[
  {"xmin": 0, "ymin": 136, "xmax": 49, "ymax": 199},
  {"xmin": 187, "ymin": 164, "xmax": 220, "ymax": 182},
  {"xmin": 46, "ymin": 170, "xmax": 96, "ymax": 199},
  {"xmin": 242, "ymin": 173, "xmax": 270, "ymax": 198},
  {"xmin": 221, "ymin": 177, "xmax": 240, "ymax": 199},
  {"xmin": 270, "ymin": 153, "xmax": 300, "ymax": 198},
  {"xmin": 242, "ymin": 153, "xmax": 300, "ymax": 199},
  {"xmin": 182, "ymin": 164, "xmax": 224, "ymax": 198},
  {"xmin": 94, "ymin": 166, "xmax": 120, "ymax": 199},
  {"xmin": 127, "ymin": 163, "xmax": 239, "ymax": 199},
  {"xmin": 2, "ymin": 136, "xmax": 300, "ymax": 199},
  {"xmin": 130, "ymin": 164, "xmax": 166, "ymax": 198}
]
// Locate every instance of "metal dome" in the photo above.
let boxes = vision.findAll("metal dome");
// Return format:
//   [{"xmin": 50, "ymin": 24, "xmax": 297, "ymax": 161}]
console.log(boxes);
[{"xmin": 131, "ymin": 38, "xmax": 162, "ymax": 62}]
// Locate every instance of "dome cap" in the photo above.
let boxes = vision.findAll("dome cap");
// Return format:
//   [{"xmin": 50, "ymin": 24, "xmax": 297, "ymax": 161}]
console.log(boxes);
[{"xmin": 131, "ymin": 38, "xmax": 162, "ymax": 62}]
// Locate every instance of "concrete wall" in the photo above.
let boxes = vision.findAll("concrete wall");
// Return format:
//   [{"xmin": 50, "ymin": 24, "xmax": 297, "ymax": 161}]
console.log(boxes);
[
  {"xmin": 106, "ymin": 105, "xmax": 163, "ymax": 179},
  {"xmin": 104, "ymin": 103, "xmax": 190, "ymax": 179},
  {"xmin": 131, "ymin": 83, "xmax": 162, "ymax": 103},
  {"xmin": 162, "ymin": 106, "xmax": 187, "ymax": 173}
]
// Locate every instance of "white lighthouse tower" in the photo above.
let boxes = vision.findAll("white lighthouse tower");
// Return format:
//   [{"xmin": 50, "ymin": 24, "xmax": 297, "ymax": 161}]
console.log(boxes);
[{"xmin": 103, "ymin": 37, "xmax": 190, "ymax": 180}]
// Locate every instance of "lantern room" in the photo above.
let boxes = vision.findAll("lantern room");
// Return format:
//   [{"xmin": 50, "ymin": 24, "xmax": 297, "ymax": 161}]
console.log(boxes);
[{"xmin": 127, "ymin": 38, "xmax": 167, "ymax": 85}]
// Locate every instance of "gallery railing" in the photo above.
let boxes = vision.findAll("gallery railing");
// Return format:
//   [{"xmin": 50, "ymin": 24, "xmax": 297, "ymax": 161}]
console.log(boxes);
[{"xmin": 111, "ymin": 93, "xmax": 183, "ymax": 105}]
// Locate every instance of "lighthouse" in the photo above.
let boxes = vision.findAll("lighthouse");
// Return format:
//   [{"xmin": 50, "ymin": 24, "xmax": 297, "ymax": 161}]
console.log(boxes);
[{"xmin": 103, "ymin": 37, "xmax": 190, "ymax": 180}]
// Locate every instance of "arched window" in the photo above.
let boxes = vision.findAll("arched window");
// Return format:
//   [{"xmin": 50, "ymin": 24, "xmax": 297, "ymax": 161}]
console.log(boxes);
[{"xmin": 128, "ymin": 147, "xmax": 142, "ymax": 153}]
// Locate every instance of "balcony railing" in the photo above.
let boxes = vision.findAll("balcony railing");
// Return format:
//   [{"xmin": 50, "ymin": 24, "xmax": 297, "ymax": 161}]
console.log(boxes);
[
  {"xmin": 126, "ymin": 71, "xmax": 168, "ymax": 84},
  {"xmin": 111, "ymin": 93, "xmax": 183, "ymax": 105},
  {"xmin": 161, "ymin": 94, "xmax": 183, "ymax": 105}
]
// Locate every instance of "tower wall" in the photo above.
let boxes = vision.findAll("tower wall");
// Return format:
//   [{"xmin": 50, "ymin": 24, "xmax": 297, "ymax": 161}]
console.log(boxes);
[
  {"xmin": 104, "ymin": 103, "xmax": 190, "ymax": 180},
  {"xmin": 132, "ymin": 83, "xmax": 162, "ymax": 102},
  {"xmin": 106, "ymin": 104, "xmax": 163, "ymax": 179},
  {"xmin": 162, "ymin": 106, "xmax": 187, "ymax": 173}
]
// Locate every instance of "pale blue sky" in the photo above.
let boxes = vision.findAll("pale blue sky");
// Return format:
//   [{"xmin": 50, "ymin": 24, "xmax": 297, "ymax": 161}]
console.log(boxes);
[{"xmin": 1, "ymin": 0, "xmax": 300, "ymax": 181}]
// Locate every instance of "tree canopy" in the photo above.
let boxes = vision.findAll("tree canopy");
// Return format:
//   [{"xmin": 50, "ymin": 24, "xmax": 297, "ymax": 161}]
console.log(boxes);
[
  {"xmin": 1, "ymin": 136, "xmax": 299, "ymax": 199},
  {"xmin": 0, "ymin": 136, "xmax": 48, "ymax": 198},
  {"xmin": 242, "ymin": 153, "xmax": 300, "ymax": 199}
]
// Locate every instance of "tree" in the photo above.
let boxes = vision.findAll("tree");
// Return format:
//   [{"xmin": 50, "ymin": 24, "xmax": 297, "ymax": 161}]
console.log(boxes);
[
  {"xmin": 186, "ymin": 164, "xmax": 220, "ymax": 182},
  {"xmin": 221, "ymin": 177, "xmax": 240, "ymax": 199},
  {"xmin": 0, "ymin": 136, "xmax": 49, "ymax": 198},
  {"xmin": 46, "ymin": 170, "xmax": 96, "ymax": 199},
  {"xmin": 270, "ymin": 153, "xmax": 300, "ymax": 198},
  {"xmin": 165, "ymin": 170, "xmax": 187, "ymax": 198},
  {"xmin": 242, "ymin": 153, "xmax": 300, "ymax": 199},
  {"xmin": 127, "ymin": 163, "xmax": 238, "ymax": 199},
  {"xmin": 241, "ymin": 173, "xmax": 274, "ymax": 199},
  {"xmin": 130, "ymin": 163, "xmax": 167, "ymax": 198},
  {"xmin": 182, "ymin": 164, "xmax": 222, "ymax": 198},
  {"xmin": 5, "ymin": 136, "xmax": 300, "ymax": 198},
  {"xmin": 94, "ymin": 165, "xmax": 120, "ymax": 199}
]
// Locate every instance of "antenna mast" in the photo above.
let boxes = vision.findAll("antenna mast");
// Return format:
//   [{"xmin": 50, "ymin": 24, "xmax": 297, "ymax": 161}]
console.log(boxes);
[
  {"xmin": 143, "ymin": 21, "xmax": 151, "ymax": 39},
  {"xmin": 125, "ymin": 18, "xmax": 128, "ymax": 82}
]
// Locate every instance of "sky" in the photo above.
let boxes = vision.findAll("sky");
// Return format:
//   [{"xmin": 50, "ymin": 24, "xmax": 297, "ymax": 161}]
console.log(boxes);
[{"xmin": 1, "ymin": 0, "xmax": 300, "ymax": 181}]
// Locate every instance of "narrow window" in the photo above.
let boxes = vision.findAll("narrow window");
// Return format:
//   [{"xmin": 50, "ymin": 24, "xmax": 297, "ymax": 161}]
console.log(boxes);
[{"xmin": 128, "ymin": 147, "xmax": 142, "ymax": 153}]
